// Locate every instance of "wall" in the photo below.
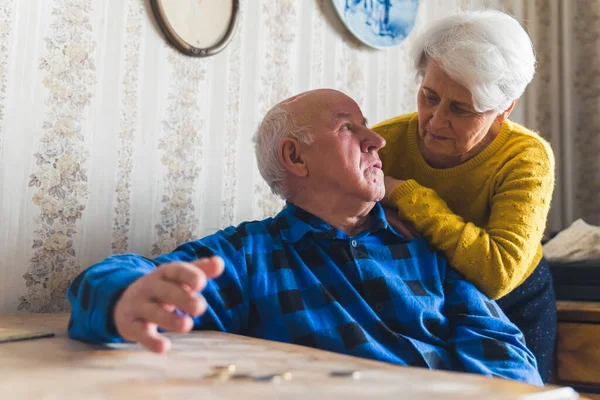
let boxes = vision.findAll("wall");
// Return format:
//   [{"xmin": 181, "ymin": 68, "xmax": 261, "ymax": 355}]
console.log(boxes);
[{"xmin": 0, "ymin": 0, "xmax": 593, "ymax": 313}]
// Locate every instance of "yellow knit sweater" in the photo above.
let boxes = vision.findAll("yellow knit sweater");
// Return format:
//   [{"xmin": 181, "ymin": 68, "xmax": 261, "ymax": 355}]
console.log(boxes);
[{"xmin": 372, "ymin": 113, "xmax": 555, "ymax": 299}]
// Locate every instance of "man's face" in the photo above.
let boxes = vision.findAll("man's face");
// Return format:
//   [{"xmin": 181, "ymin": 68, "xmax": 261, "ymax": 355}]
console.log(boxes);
[{"xmin": 294, "ymin": 91, "xmax": 386, "ymax": 203}]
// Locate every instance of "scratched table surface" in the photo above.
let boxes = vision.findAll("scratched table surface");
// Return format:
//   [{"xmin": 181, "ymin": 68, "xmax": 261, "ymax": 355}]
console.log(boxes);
[{"xmin": 0, "ymin": 314, "xmax": 580, "ymax": 400}]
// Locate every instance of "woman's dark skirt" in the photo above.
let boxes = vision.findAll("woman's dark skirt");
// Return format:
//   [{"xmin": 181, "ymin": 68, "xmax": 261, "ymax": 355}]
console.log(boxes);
[{"xmin": 497, "ymin": 257, "xmax": 556, "ymax": 383}]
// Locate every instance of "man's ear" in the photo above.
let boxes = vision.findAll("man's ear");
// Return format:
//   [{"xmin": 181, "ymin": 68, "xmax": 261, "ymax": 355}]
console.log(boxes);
[
  {"xmin": 495, "ymin": 99, "xmax": 518, "ymax": 124},
  {"xmin": 280, "ymin": 138, "xmax": 308, "ymax": 177}
]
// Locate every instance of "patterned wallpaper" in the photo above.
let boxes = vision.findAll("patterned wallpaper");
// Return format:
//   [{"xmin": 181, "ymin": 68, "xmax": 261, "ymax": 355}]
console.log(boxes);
[
  {"xmin": 0, "ymin": 0, "xmax": 596, "ymax": 313},
  {"xmin": 23, "ymin": 0, "xmax": 96, "ymax": 312},
  {"xmin": 112, "ymin": 0, "xmax": 144, "ymax": 256}
]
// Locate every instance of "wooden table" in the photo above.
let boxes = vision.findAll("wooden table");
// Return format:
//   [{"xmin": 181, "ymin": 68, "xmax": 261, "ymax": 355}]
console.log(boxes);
[
  {"xmin": 0, "ymin": 314, "xmax": 580, "ymax": 400},
  {"xmin": 556, "ymin": 301, "xmax": 600, "ymax": 400}
]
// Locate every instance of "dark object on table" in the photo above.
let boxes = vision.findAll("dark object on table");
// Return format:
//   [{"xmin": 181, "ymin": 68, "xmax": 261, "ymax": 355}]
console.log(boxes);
[{"xmin": 0, "ymin": 328, "xmax": 55, "ymax": 344}]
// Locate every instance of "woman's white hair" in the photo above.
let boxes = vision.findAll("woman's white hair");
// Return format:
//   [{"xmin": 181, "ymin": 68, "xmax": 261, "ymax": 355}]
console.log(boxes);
[
  {"xmin": 253, "ymin": 105, "xmax": 314, "ymax": 198},
  {"xmin": 411, "ymin": 9, "xmax": 536, "ymax": 113}
]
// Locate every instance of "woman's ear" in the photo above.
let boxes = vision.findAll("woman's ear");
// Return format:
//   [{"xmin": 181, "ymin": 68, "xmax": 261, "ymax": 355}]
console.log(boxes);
[
  {"xmin": 496, "ymin": 99, "xmax": 518, "ymax": 124},
  {"xmin": 280, "ymin": 138, "xmax": 308, "ymax": 177}
]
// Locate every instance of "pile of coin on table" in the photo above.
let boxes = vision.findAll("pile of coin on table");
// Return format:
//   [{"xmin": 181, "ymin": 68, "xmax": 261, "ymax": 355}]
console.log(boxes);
[
  {"xmin": 205, "ymin": 365, "xmax": 293, "ymax": 383},
  {"xmin": 205, "ymin": 364, "xmax": 362, "ymax": 383}
]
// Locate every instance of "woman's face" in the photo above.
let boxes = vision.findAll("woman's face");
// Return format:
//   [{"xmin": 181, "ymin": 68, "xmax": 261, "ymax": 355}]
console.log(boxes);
[{"xmin": 416, "ymin": 62, "xmax": 500, "ymax": 167}]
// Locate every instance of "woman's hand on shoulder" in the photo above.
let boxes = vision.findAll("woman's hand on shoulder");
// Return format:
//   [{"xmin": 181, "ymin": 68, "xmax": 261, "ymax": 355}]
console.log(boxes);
[
  {"xmin": 383, "ymin": 207, "xmax": 420, "ymax": 239},
  {"xmin": 382, "ymin": 176, "xmax": 405, "ymax": 206}
]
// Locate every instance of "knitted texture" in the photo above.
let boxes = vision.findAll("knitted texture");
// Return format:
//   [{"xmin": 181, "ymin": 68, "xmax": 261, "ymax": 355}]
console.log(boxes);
[{"xmin": 373, "ymin": 113, "xmax": 555, "ymax": 299}]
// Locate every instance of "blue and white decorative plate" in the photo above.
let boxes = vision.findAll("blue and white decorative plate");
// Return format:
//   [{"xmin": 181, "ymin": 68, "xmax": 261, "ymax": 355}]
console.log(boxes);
[{"xmin": 332, "ymin": 0, "xmax": 419, "ymax": 49}]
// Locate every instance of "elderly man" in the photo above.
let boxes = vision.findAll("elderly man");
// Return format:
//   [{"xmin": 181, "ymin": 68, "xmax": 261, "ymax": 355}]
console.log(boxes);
[{"xmin": 68, "ymin": 89, "xmax": 541, "ymax": 385}]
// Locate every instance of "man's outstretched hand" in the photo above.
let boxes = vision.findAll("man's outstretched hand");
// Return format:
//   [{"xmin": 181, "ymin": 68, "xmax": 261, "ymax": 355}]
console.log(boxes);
[{"xmin": 113, "ymin": 256, "xmax": 225, "ymax": 353}]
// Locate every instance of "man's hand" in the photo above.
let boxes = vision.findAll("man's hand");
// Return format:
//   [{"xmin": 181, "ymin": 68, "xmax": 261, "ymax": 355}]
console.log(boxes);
[{"xmin": 113, "ymin": 256, "xmax": 225, "ymax": 353}]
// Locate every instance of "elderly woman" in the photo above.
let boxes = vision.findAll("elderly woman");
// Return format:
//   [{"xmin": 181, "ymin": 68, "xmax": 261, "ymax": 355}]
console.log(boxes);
[{"xmin": 372, "ymin": 10, "xmax": 555, "ymax": 382}]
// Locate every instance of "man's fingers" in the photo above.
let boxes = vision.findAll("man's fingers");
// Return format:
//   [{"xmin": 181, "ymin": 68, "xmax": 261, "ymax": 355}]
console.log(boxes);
[
  {"xmin": 192, "ymin": 256, "xmax": 225, "ymax": 279},
  {"xmin": 158, "ymin": 262, "xmax": 206, "ymax": 292},
  {"xmin": 143, "ymin": 279, "xmax": 206, "ymax": 316},
  {"xmin": 120, "ymin": 319, "xmax": 171, "ymax": 353},
  {"xmin": 114, "ymin": 257, "xmax": 223, "ymax": 354},
  {"xmin": 136, "ymin": 321, "xmax": 172, "ymax": 353},
  {"xmin": 137, "ymin": 301, "xmax": 195, "ymax": 334}
]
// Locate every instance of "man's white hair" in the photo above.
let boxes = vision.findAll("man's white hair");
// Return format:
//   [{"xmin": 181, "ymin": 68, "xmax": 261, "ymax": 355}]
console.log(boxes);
[
  {"xmin": 411, "ymin": 9, "xmax": 536, "ymax": 113},
  {"xmin": 253, "ymin": 105, "xmax": 314, "ymax": 198}
]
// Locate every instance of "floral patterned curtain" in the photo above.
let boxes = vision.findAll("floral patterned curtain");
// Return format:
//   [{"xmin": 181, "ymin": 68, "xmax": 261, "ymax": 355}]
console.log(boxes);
[{"xmin": 499, "ymin": 0, "xmax": 600, "ymax": 231}]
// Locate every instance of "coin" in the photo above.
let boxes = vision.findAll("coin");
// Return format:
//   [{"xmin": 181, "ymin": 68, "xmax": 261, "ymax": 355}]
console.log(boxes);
[
  {"xmin": 253, "ymin": 374, "xmax": 282, "ymax": 383},
  {"xmin": 330, "ymin": 370, "xmax": 361, "ymax": 379},
  {"xmin": 280, "ymin": 371, "xmax": 293, "ymax": 381},
  {"xmin": 205, "ymin": 371, "xmax": 230, "ymax": 381},
  {"xmin": 213, "ymin": 364, "xmax": 236, "ymax": 374},
  {"xmin": 230, "ymin": 373, "xmax": 253, "ymax": 380}
]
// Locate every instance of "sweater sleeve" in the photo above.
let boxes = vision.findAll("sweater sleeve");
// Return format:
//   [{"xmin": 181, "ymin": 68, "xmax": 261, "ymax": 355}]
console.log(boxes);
[{"xmin": 388, "ymin": 143, "xmax": 555, "ymax": 299}]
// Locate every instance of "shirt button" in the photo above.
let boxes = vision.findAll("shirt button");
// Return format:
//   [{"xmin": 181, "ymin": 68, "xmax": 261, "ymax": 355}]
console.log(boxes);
[
  {"xmin": 351, "ymin": 240, "xmax": 357, "ymax": 247},
  {"xmin": 375, "ymin": 303, "xmax": 384, "ymax": 312}
]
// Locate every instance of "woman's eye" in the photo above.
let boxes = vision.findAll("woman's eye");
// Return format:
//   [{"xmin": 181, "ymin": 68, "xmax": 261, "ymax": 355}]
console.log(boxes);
[
  {"xmin": 451, "ymin": 105, "xmax": 471, "ymax": 115},
  {"xmin": 426, "ymin": 95, "xmax": 438, "ymax": 104}
]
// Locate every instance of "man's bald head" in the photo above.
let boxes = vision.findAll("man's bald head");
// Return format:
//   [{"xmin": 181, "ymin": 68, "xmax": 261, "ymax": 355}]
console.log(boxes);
[
  {"xmin": 253, "ymin": 89, "xmax": 377, "ymax": 200},
  {"xmin": 254, "ymin": 89, "xmax": 347, "ymax": 198},
  {"xmin": 277, "ymin": 89, "xmax": 348, "ymax": 128}
]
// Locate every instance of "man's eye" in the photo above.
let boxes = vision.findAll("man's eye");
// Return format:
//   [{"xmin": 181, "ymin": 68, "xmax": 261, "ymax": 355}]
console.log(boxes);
[{"xmin": 342, "ymin": 123, "xmax": 351, "ymax": 130}]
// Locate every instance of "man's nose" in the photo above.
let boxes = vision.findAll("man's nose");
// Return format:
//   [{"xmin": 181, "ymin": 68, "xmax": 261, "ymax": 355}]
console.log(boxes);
[{"xmin": 362, "ymin": 128, "xmax": 386, "ymax": 153}]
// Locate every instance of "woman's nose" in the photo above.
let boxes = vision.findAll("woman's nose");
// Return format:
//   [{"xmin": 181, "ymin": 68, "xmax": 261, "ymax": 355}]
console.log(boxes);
[{"xmin": 430, "ymin": 105, "xmax": 450, "ymax": 129}]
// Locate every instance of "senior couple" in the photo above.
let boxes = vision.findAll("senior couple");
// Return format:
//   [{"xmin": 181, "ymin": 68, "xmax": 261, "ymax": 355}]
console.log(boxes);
[{"xmin": 68, "ymin": 10, "xmax": 555, "ymax": 386}]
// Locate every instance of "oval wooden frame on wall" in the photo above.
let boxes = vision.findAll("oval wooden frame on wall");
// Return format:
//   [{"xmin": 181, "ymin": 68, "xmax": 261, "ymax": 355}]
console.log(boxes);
[{"xmin": 149, "ymin": 0, "xmax": 240, "ymax": 58}]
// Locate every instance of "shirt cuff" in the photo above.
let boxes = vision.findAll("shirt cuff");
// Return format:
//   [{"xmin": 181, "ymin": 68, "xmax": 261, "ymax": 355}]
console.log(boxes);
[{"xmin": 91, "ymin": 269, "xmax": 147, "ymax": 343}]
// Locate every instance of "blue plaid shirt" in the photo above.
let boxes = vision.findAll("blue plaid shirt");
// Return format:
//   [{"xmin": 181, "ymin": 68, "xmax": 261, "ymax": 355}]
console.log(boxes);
[{"xmin": 68, "ymin": 202, "xmax": 541, "ymax": 385}]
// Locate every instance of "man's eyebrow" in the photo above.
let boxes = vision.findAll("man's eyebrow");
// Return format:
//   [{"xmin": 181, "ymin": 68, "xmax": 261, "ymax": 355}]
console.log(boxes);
[
  {"xmin": 334, "ymin": 113, "xmax": 368, "ymax": 126},
  {"xmin": 334, "ymin": 112, "xmax": 351, "ymax": 121},
  {"xmin": 422, "ymin": 86, "xmax": 472, "ymax": 108}
]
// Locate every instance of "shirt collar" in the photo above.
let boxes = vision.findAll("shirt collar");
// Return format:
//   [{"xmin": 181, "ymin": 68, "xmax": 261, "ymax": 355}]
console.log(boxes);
[{"xmin": 273, "ymin": 202, "xmax": 402, "ymax": 244}]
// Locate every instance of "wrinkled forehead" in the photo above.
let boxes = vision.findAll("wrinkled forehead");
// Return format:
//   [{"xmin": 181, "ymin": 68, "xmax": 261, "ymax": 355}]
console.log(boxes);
[
  {"xmin": 422, "ymin": 62, "xmax": 474, "ymax": 104},
  {"xmin": 284, "ymin": 92, "xmax": 361, "ymax": 129}
]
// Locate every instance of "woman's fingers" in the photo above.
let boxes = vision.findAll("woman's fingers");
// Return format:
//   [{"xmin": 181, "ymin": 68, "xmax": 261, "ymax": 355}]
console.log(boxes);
[
  {"xmin": 383, "ymin": 207, "xmax": 419, "ymax": 239},
  {"xmin": 383, "ymin": 176, "xmax": 405, "ymax": 204}
]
